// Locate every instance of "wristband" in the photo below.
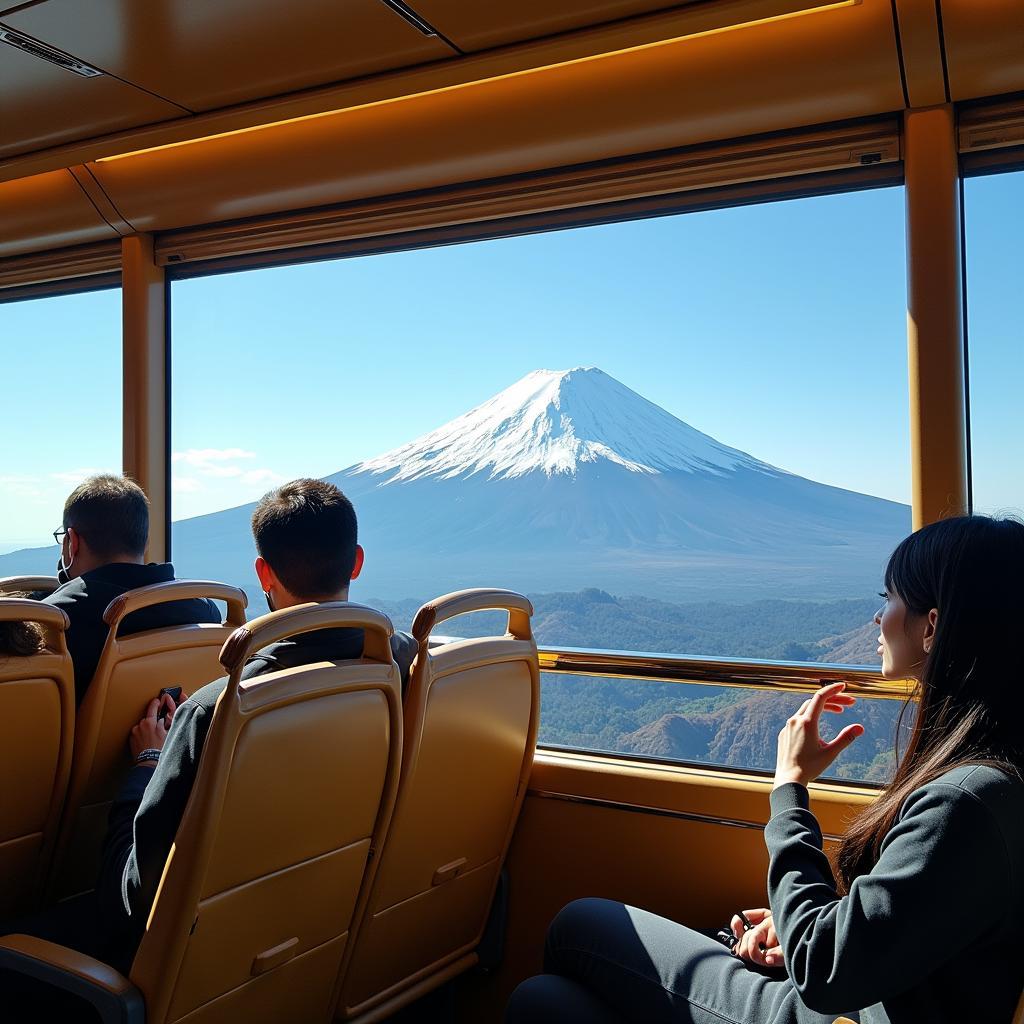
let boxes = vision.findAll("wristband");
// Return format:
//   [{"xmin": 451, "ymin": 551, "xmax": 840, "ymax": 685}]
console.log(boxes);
[{"xmin": 136, "ymin": 748, "xmax": 161, "ymax": 765}]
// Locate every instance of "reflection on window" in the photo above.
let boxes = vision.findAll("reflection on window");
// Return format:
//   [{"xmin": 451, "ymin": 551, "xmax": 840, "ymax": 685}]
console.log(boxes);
[
  {"xmin": 965, "ymin": 171, "xmax": 1024, "ymax": 518},
  {"xmin": 0, "ymin": 289, "xmax": 121, "ymax": 570}
]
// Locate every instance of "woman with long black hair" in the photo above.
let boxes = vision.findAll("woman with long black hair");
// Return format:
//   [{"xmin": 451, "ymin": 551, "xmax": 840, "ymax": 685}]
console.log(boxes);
[{"xmin": 506, "ymin": 516, "xmax": 1024, "ymax": 1024}]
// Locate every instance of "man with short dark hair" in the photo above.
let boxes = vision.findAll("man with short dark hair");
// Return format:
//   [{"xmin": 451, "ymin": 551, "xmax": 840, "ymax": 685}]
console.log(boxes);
[
  {"xmin": 44, "ymin": 474, "xmax": 221, "ymax": 704},
  {"xmin": 98, "ymin": 479, "xmax": 416, "ymax": 963}
]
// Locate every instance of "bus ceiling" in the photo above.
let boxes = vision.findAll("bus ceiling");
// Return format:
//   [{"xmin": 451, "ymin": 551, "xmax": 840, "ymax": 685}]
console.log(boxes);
[{"xmin": 0, "ymin": 0, "xmax": 1022, "ymax": 268}]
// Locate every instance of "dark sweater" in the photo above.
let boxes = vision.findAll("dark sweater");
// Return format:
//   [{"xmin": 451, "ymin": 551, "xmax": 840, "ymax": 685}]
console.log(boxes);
[
  {"xmin": 766, "ymin": 765, "xmax": 1024, "ymax": 1024},
  {"xmin": 98, "ymin": 625, "xmax": 417, "ymax": 963},
  {"xmin": 43, "ymin": 562, "xmax": 221, "ymax": 705}
]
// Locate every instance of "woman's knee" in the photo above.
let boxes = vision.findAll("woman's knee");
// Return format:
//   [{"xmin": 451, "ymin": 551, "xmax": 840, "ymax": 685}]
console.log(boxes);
[
  {"xmin": 544, "ymin": 897, "xmax": 648, "ymax": 978},
  {"xmin": 506, "ymin": 974, "xmax": 621, "ymax": 1024}
]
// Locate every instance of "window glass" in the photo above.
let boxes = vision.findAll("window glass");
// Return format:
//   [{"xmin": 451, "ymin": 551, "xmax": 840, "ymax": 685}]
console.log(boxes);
[
  {"xmin": 171, "ymin": 188, "xmax": 909, "ymax": 782},
  {"xmin": 964, "ymin": 171, "xmax": 1024, "ymax": 517},
  {"xmin": 539, "ymin": 673, "xmax": 907, "ymax": 782},
  {"xmin": 0, "ymin": 288, "xmax": 122, "ymax": 572}
]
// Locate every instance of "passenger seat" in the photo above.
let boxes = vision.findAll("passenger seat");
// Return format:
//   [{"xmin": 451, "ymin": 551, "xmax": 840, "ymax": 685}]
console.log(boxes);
[
  {"xmin": 49, "ymin": 580, "xmax": 247, "ymax": 898},
  {"xmin": 335, "ymin": 588, "xmax": 539, "ymax": 1021},
  {"xmin": 0, "ymin": 601, "xmax": 404, "ymax": 1024},
  {"xmin": 0, "ymin": 598, "xmax": 74, "ymax": 916}
]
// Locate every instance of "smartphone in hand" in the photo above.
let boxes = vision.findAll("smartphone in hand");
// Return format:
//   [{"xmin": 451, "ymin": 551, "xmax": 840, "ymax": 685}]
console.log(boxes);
[{"xmin": 158, "ymin": 686, "xmax": 182, "ymax": 722}]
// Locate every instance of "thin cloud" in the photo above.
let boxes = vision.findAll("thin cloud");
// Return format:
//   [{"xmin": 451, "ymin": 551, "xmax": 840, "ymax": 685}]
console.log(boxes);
[
  {"xmin": 172, "ymin": 448, "xmax": 256, "ymax": 465},
  {"xmin": 171, "ymin": 448, "xmax": 267, "ymax": 480},
  {"xmin": 170, "ymin": 449, "xmax": 284, "ymax": 499},
  {"xmin": 241, "ymin": 468, "xmax": 285, "ymax": 485},
  {"xmin": 0, "ymin": 475, "xmax": 46, "ymax": 500},
  {"xmin": 49, "ymin": 467, "xmax": 111, "ymax": 486}
]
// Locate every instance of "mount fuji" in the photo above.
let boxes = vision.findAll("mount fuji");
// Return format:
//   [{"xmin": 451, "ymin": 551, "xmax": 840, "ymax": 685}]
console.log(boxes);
[{"xmin": 0, "ymin": 368, "xmax": 910, "ymax": 604}]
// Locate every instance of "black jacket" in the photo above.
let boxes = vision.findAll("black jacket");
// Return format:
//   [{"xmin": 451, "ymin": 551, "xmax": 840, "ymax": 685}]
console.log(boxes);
[
  {"xmin": 99, "ymin": 625, "xmax": 417, "ymax": 963},
  {"xmin": 43, "ymin": 562, "xmax": 221, "ymax": 705},
  {"xmin": 766, "ymin": 764, "xmax": 1024, "ymax": 1023}
]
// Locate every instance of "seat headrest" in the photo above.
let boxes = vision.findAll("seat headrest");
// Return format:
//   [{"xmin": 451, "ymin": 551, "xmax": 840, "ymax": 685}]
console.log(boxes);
[
  {"xmin": 412, "ymin": 589, "xmax": 534, "ymax": 645},
  {"xmin": 102, "ymin": 580, "xmax": 248, "ymax": 627},
  {"xmin": 0, "ymin": 598, "xmax": 70, "ymax": 657},
  {"xmin": 0, "ymin": 598, "xmax": 69, "ymax": 632},
  {"xmin": 0, "ymin": 576, "xmax": 60, "ymax": 598},
  {"xmin": 220, "ymin": 601, "xmax": 395, "ymax": 674}
]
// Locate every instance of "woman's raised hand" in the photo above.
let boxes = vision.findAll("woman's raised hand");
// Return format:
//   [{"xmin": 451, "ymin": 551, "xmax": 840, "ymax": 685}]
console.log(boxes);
[
  {"xmin": 730, "ymin": 908, "xmax": 783, "ymax": 968},
  {"xmin": 773, "ymin": 681, "xmax": 863, "ymax": 789}
]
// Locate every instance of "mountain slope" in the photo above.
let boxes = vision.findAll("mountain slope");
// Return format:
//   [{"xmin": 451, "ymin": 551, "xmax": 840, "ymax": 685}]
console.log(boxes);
[
  {"xmin": 0, "ymin": 367, "xmax": 910, "ymax": 604},
  {"xmin": 353, "ymin": 367, "xmax": 767, "ymax": 482}
]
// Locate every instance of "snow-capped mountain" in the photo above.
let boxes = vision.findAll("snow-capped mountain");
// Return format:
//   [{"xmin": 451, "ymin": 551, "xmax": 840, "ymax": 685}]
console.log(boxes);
[
  {"xmin": 354, "ymin": 367, "xmax": 766, "ymax": 482},
  {"xmin": 0, "ymin": 368, "xmax": 910, "ymax": 604}
]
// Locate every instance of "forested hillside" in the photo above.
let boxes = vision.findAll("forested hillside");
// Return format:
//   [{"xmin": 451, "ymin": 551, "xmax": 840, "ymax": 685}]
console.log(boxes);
[
  {"xmin": 373, "ymin": 588, "xmax": 881, "ymax": 663},
  {"xmin": 371, "ymin": 588, "xmax": 899, "ymax": 783},
  {"xmin": 538, "ymin": 676, "xmax": 909, "ymax": 783}
]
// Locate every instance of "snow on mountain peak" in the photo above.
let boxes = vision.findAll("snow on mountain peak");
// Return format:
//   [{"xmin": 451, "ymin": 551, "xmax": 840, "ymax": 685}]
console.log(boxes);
[{"xmin": 352, "ymin": 367, "xmax": 771, "ymax": 483}]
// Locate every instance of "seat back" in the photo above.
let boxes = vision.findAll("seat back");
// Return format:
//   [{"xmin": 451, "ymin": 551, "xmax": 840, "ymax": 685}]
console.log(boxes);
[
  {"xmin": 337, "ymin": 589, "xmax": 539, "ymax": 1020},
  {"xmin": 129, "ymin": 602, "xmax": 403, "ymax": 1024},
  {"xmin": 0, "ymin": 575, "xmax": 60, "ymax": 599},
  {"xmin": 50, "ymin": 580, "xmax": 247, "ymax": 897},
  {"xmin": 0, "ymin": 599, "xmax": 74, "ymax": 916}
]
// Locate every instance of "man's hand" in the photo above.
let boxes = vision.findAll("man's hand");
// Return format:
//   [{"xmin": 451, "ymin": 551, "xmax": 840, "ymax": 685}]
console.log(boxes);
[
  {"xmin": 129, "ymin": 692, "xmax": 181, "ymax": 765},
  {"xmin": 730, "ymin": 908, "xmax": 784, "ymax": 968}
]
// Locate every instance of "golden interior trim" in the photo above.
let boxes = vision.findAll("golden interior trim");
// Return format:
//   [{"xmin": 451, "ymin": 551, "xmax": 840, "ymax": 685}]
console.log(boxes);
[
  {"xmin": 537, "ymin": 646, "xmax": 915, "ymax": 701},
  {"xmin": 94, "ymin": 0, "xmax": 859, "ymax": 165},
  {"xmin": 529, "ymin": 789, "xmax": 847, "ymax": 839}
]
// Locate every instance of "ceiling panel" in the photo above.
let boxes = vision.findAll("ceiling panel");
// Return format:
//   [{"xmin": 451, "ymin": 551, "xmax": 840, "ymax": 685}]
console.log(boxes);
[
  {"xmin": 89, "ymin": 0, "xmax": 902, "ymax": 234},
  {"xmin": 0, "ymin": 170, "xmax": 119, "ymax": 258},
  {"xmin": 940, "ymin": 0, "xmax": 1024, "ymax": 102},
  {"xmin": 408, "ymin": 0, "xmax": 700, "ymax": 51},
  {"xmin": 3, "ymin": 0, "xmax": 456, "ymax": 113},
  {"xmin": 0, "ymin": 36, "xmax": 185, "ymax": 160}
]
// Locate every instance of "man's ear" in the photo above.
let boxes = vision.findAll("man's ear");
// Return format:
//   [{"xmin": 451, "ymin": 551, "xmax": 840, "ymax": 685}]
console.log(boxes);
[
  {"xmin": 67, "ymin": 526, "xmax": 81, "ymax": 560},
  {"xmin": 254, "ymin": 556, "xmax": 277, "ymax": 593},
  {"xmin": 922, "ymin": 608, "xmax": 939, "ymax": 653},
  {"xmin": 350, "ymin": 545, "xmax": 365, "ymax": 582}
]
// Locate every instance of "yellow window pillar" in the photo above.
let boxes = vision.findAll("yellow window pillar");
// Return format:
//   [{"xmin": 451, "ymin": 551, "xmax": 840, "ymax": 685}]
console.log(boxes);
[
  {"xmin": 121, "ymin": 234, "xmax": 168, "ymax": 562},
  {"xmin": 904, "ymin": 105, "xmax": 969, "ymax": 529}
]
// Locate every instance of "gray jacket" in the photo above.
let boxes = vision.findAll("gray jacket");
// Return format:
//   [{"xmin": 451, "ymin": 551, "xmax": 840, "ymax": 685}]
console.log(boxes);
[{"xmin": 767, "ymin": 764, "xmax": 1024, "ymax": 1023}]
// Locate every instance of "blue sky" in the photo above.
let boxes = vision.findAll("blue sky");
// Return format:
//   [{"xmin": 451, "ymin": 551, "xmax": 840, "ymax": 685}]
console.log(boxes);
[{"xmin": 1, "ymin": 177, "xmax": 1020, "ymax": 549}]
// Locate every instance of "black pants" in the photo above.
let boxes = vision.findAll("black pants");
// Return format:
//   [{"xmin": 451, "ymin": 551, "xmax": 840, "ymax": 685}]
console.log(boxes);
[{"xmin": 505, "ymin": 898, "xmax": 859, "ymax": 1024}]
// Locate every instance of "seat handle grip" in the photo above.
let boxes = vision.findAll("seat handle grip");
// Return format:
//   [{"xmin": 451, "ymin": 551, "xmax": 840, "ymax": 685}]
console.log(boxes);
[
  {"xmin": 103, "ymin": 580, "xmax": 248, "ymax": 627},
  {"xmin": 251, "ymin": 936, "xmax": 298, "ymax": 976},
  {"xmin": 432, "ymin": 857, "xmax": 468, "ymax": 886},
  {"xmin": 412, "ymin": 589, "xmax": 533, "ymax": 644},
  {"xmin": 221, "ymin": 602, "xmax": 395, "ymax": 674},
  {"xmin": 0, "ymin": 598, "xmax": 69, "ymax": 630},
  {"xmin": 0, "ymin": 575, "xmax": 60, "ymax": 598}
]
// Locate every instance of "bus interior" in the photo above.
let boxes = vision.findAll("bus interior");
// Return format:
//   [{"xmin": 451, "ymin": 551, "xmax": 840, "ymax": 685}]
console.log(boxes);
[{"xmin": 0, "ymin": 1, "xmax": 1023, "ymax": 1021}]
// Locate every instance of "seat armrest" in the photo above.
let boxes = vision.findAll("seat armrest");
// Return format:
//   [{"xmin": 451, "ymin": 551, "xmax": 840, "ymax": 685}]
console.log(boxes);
[{"xmin": 0, "ymin": 934, "xmax": 145, "ymax": 1023}]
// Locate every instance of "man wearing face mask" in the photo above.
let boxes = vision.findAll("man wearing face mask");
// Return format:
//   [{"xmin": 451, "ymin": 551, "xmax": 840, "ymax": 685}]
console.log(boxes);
[
  {"xmin": 96, "ymin": 478, "xmax": 416, "ymax": 965},
  {"xmin": 45, "ymin": 474, "xmax": 221, "ymax": 705}
]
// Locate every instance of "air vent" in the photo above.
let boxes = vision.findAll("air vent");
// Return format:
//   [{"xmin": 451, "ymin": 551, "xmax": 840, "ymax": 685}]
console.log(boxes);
[
  {"xmin": 379, "ymin": 0, "xmax": 439, "ymax": 37},
  {"xmin": 0, "ymin": 27, "xmax": 103, "ymax": 77}
]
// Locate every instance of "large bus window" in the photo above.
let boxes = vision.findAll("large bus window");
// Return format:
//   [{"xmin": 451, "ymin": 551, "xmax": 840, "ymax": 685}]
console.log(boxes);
[
  {"xmin": 0, "ymin": 288, "xmax": 122, "ymax": 571},
  {"xmin": 965, "ymin": 170, "xmax": 1024, "ymax": 518},
  {"xmin": 170, "ymin": 188, "xmax": 909, "ymax": 781}
]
